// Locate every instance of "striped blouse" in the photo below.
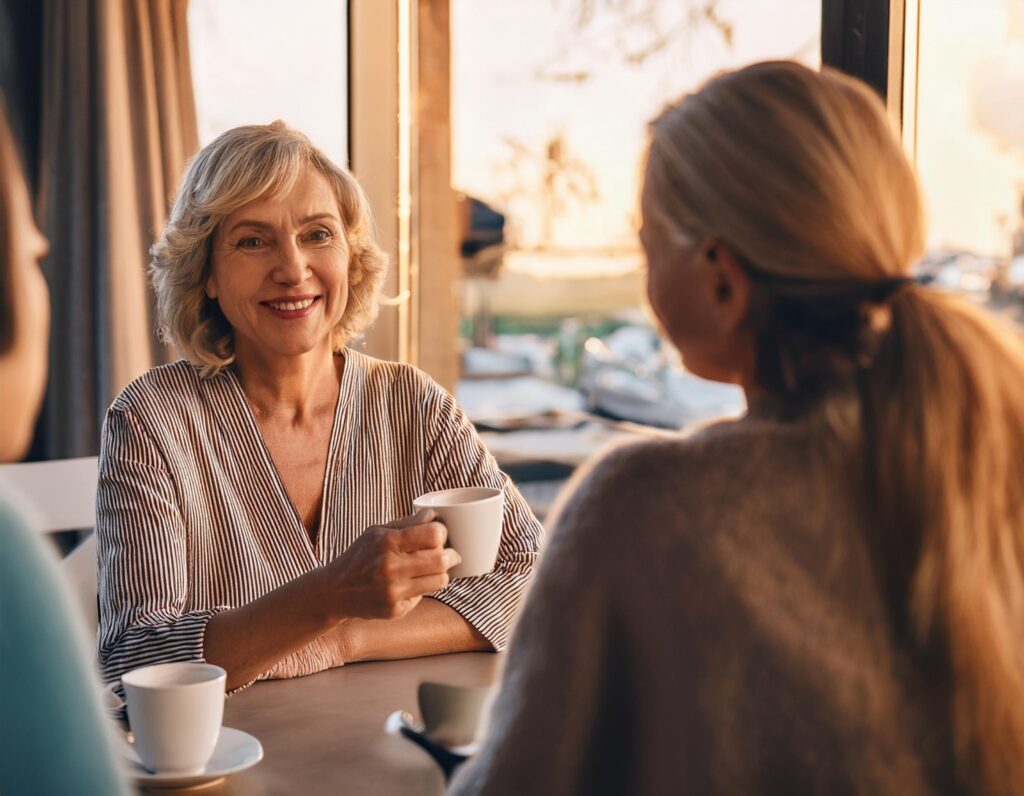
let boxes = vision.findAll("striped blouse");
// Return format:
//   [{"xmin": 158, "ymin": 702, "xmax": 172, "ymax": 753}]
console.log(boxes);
[{"xmin": 96, "ymin": 350, "xmax": 543, "ymax": 686}]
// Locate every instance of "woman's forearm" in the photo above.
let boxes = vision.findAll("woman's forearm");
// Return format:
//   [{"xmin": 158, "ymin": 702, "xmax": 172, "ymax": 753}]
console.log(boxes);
[
  {"xmin": 203, "ymin": 566, "xmax": 339, "ymax": 690},
  {"xmin": 204, "ymin": 578, "xmax": 489, "ymax": 690},
  {"xmin": 258, "ymin": 598, "xmax": 492, "ymax": 683},
  {"xmin": 337, "ymin": 597, "xmax": 492, "ymax": 663}
]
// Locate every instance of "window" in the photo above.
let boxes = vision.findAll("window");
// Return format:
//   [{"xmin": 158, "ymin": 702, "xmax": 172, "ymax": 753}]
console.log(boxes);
[
  {"xmin": 906, "ymin": 0, "xmax": 1024, "ymax": 310},
  {"xmin": 451, "ymin": 0, "xmax": 821, "ymax": 516},
  {"xmin": 451, "ymin": 0, "xmax": 819, "ymax": 430},
  {"xmin": 188, "ymin": 0, "xmax": 349, "ymax": 165}
]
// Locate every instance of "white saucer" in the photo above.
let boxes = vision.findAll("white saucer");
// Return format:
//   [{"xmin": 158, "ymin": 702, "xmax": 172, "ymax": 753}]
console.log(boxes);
[{"xmin": 118, "ymin": 726, "xmax": 263, "ymax": 789}]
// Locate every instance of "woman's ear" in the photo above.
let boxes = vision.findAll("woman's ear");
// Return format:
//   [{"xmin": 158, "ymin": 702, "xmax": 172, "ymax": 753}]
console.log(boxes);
[
  {"xmin": 704, "ymin": 241, "xmax": 751, "ymax": 332},
  {"xmin": 205, "ymin": 274, "xmax": 218, "ymax": 300}
]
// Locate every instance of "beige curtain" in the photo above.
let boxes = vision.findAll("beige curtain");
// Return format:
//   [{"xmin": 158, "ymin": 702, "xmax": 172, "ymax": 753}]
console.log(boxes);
[
  {"xmin": 102, "ymin": 0, "xmax": 197, "ymax": 390},
  {"xmin": 37, "ymin": 0, "xmax": 197, "ymax": 458}
]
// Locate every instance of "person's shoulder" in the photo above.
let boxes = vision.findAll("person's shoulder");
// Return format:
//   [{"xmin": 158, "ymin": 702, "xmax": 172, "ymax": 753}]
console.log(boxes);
[
  {"xmin": 677, "ymin": 412, "xmax": 809, "ymax": 477},
  {"xmin": 579, "ymin": 414, "xmax": 795, "ymax": 492},
  {"xmin": 108, "ymin": 359, "xmax": 208, "ymax": 415},
  {"xmin": 344, "ymin": 348, "xmax": 444, "ymax": 398},
  {"xmin": 548, "ymin": 414, "xmax": 807, "ymax": 546}
]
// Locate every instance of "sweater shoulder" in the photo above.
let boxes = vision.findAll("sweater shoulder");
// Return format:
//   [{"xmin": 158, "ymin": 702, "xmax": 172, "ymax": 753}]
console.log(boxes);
[
  {"xmin": 546, "ymin": 414, "xmax": 817, "ymax": 564},
  {"xmin": 573, "ymin": 415, "xmax": 805, "ymax": 505}
]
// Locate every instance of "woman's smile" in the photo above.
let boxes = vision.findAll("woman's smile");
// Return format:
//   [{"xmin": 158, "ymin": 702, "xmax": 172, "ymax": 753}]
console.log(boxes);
[{"xmin": 261, "ymin": 294, "xmax": 322, "ymax": 319}]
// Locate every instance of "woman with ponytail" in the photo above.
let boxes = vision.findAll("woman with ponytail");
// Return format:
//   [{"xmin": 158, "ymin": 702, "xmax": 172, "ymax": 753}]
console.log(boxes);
[{"xmin": 449, "ymin": 61, "xmax": 1024, "ymax": 795}]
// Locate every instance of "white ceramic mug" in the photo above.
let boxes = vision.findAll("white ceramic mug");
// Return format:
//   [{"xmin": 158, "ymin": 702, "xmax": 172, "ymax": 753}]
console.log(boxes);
[
  {"xmin": 413, "ymin": 486, "xmax": 504, "ymax": 579},
  {"xmin": 120, "ymin": 662, "xmax": 226, "ymax": 775}
]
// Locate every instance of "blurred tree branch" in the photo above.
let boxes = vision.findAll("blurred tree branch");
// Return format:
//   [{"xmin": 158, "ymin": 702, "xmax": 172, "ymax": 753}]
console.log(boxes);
[
  {"xmin": 493, "ymin": 132, "xmax": 600, "ymax": 248},
  {"xmin": 539, "ymin": 0, "xmax": 733, "ymax": 83}
]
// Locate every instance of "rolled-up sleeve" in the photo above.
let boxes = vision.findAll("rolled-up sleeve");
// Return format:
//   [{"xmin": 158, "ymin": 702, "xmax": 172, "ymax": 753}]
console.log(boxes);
[
  {"xmin": 421, "ymin": 383, "xmax": 543, "ymax": 650},
  {"xmin": 96, "ymin": 406, "xmax": 230, "ymax": 684}
]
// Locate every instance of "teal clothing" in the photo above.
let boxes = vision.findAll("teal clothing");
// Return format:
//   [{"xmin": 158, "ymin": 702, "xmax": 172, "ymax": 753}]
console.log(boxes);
[{"xmin": 0, "ymin": 496, "xmax": 129, "ymax": 795}]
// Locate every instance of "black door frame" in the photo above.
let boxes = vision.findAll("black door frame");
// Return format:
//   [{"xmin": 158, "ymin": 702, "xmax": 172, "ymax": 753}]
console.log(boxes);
[{"xmin": 822, "ymin": 0, "xmax": 907, "ymax": 111}]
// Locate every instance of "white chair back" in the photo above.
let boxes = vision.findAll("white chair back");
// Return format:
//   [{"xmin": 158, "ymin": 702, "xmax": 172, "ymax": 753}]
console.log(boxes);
[
  {"xmin": 0, "ymin": 456, "xmax": 99, "ymax": 635},
  {"xmin": 0, "ymin": 456, "xmax": 98, "ymax": 532}
]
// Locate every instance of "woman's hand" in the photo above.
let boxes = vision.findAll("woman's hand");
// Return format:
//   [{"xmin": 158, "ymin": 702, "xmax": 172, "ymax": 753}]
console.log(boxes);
[
  {"xmin": 206, "ymin": 509, "xmax": 461, "ymax": 689},
  {"xmin": 321, "ymin": 508, "xmax": 461, "ymax": 623}
]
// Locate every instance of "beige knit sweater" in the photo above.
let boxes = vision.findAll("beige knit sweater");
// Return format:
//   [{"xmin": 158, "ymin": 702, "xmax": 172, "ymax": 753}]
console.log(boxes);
[{"xmin": 449, "ymin": 411, "xmax": 964, "ymax": 795}]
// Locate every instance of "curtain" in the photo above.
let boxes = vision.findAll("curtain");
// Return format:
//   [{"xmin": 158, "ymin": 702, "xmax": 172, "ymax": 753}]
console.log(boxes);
[
  {"xmin": 36, "ymin": 0, "xmax": 197, "ymax": 459},
  {"xmin": 0, "ymin": 0, "xmax": 44, "ymax": 190}
]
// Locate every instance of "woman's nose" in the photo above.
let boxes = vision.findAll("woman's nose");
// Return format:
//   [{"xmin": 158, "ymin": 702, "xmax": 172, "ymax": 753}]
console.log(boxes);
[
  {"xmin": 272, "ymin": 239, "xmax": 310, "ymax": 284},
  {"xmin": 32, "ymin": 225, "xmax": 50, "ymax": 262}
]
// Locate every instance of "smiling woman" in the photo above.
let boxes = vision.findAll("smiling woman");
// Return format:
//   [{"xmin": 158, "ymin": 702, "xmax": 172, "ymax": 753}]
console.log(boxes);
[{"xmin": 97, "ymin": 121, "xmax": 543, "ymax": 693}]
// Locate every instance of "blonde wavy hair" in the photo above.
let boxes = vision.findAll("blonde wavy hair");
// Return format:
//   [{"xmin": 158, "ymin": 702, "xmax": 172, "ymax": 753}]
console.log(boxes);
[
  {"xmin": 648, "ymin": 61, "xmax": 1024, "ymax": 795},
  {"xmin": 150, "ymin": 121, "xmax": 387, "ymax": 376}
]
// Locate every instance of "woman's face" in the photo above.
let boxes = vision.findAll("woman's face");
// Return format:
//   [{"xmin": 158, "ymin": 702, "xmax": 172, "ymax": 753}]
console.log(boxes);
[
  {"xmin": 0, "ymin": 159, "xmax": 51, "ymax": 462},
  {"xmin": 206, "ymin": 165, "xmax": 350, "ymax": 366}
]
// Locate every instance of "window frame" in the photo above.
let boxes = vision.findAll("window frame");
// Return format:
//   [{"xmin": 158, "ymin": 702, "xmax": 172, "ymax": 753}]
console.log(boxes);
[
  {"xmin": 821, "ymin": 0, "xmax": 910, "ymax": 122},
  {"xmin": 350, "ymin": 0, "xmax": 457, "ymax": 389}
]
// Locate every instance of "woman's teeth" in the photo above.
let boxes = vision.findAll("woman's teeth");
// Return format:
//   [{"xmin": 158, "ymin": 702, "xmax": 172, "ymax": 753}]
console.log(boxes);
[{"xmin": 268, "ymin": 298, "xmax": 315, "ymax": 311}]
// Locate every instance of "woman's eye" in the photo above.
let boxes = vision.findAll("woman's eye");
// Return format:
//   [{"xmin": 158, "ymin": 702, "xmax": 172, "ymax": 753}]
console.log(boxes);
[
  {"xmin": 308, "ymin": 229, "xmax": 332, "ymax": 242},
  {"xmin": 237, "ymin": 237, "xmax": 264, "ymax": 249}
]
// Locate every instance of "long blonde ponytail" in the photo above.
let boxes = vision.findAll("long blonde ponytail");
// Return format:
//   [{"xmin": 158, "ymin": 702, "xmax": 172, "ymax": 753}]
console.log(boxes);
[
  {"xmin": 648, "ymin": 61, "xmax": 1024, "ymax": 794},
  {"xmin": 864, "ymin": 285, "xmax": 1024, "ymax": 794}
]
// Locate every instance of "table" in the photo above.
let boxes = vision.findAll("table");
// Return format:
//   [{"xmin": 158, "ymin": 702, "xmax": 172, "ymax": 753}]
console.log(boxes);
[{"xmin": 142, "ymin": 653, "xmax": 501, "ymax": 795}]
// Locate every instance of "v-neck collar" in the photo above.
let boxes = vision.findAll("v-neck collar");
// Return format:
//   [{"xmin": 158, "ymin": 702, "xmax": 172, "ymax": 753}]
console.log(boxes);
[{"xmin": 217, "ymin": 350, "xmax": 357, "ymax": 565}]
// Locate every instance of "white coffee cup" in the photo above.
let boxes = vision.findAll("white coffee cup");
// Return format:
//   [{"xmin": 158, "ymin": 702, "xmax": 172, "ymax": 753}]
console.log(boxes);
[
  {"xmin": 122, "ymin": 662, "xmax": 226, "ymax": 774},
  {"xmin": 413, "ymin": 486, "xmax": 504, "ymax": 579}
]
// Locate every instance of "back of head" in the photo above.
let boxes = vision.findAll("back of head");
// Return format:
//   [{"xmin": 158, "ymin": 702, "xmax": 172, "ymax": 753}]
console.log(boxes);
[
  {"xmin": 648, "ymin": 61, "xmax": 1024, "ymax": 795},
  {"xmin": 647, "ymin": 61, "xmax": 923, "ymax": 285}
]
